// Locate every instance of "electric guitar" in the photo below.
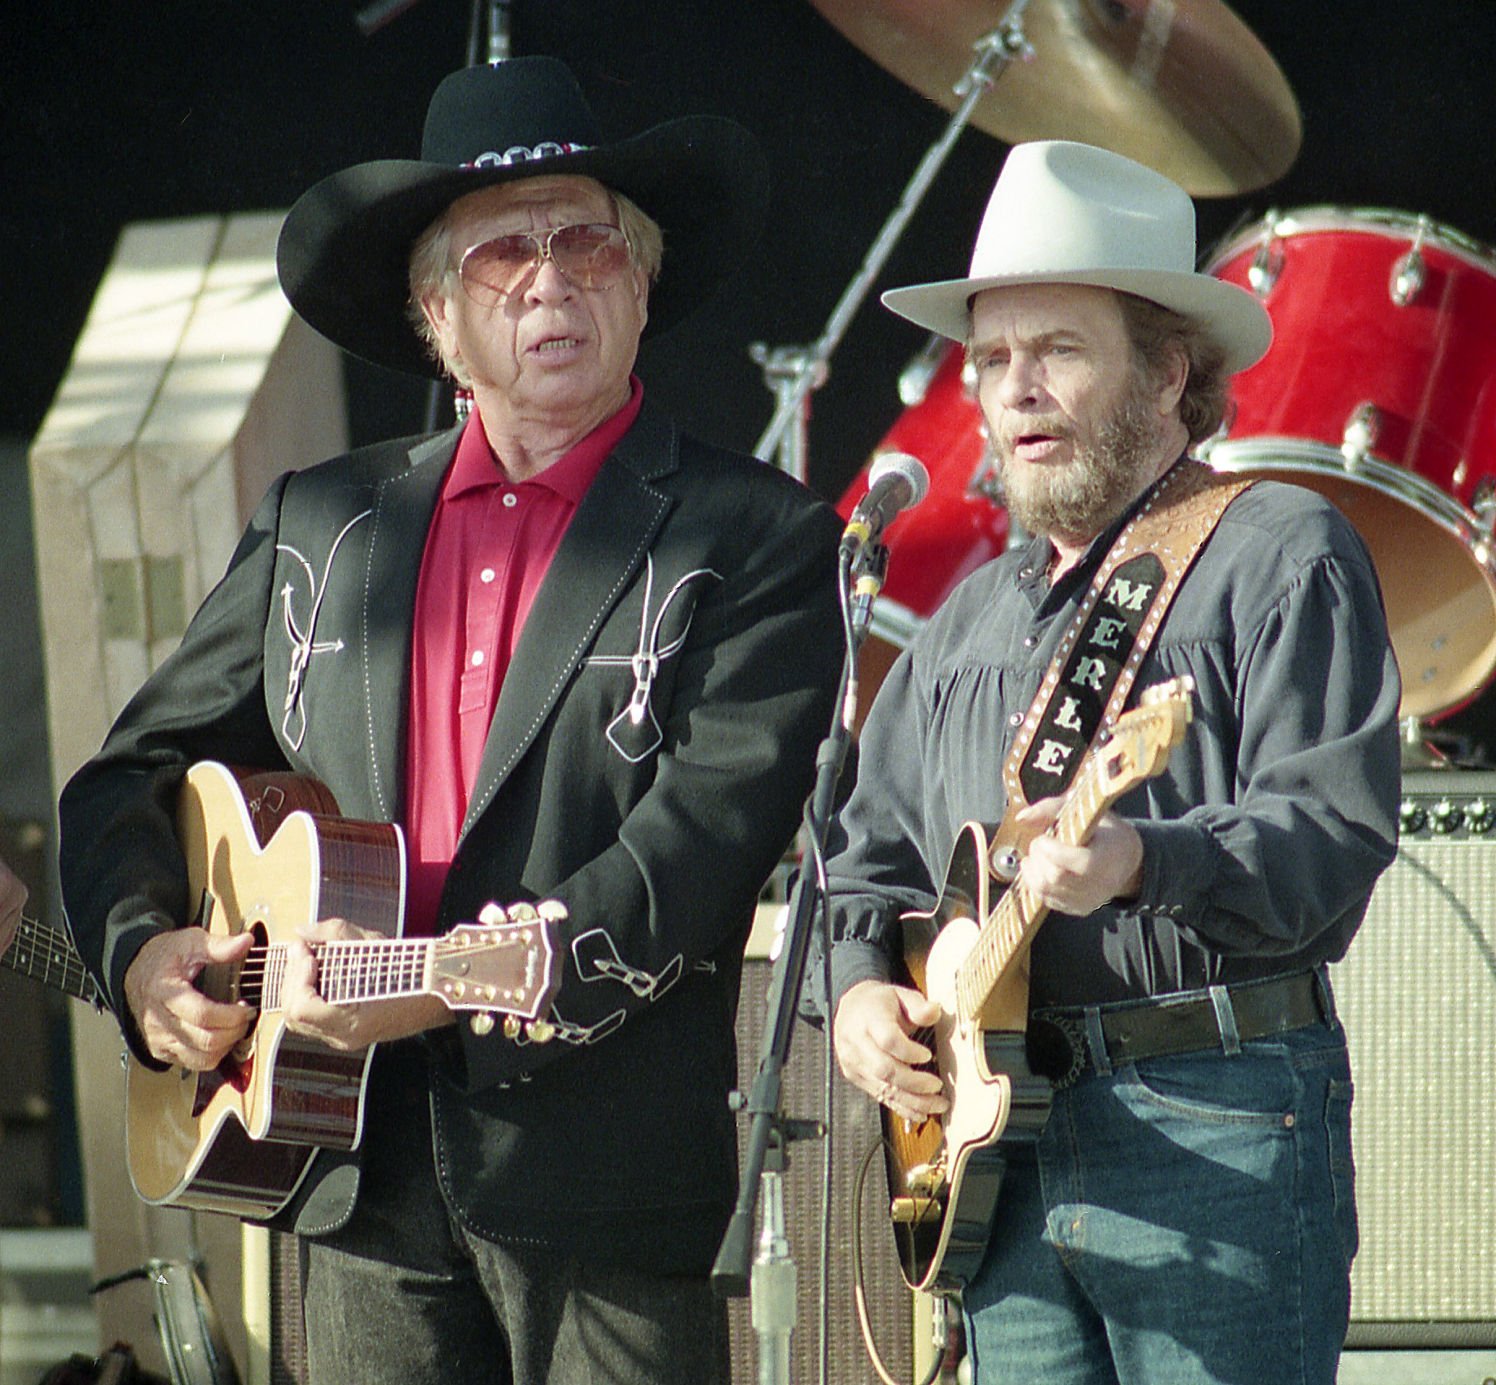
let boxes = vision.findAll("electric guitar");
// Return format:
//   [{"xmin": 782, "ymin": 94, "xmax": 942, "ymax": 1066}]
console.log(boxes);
[
  {"xmin": 884, "ymin": 678, "xmax": 1194, "ymax": 1294},
  {"xmin": 123, "ymin": 760, "xmax": 562, "ymax": 1219}
]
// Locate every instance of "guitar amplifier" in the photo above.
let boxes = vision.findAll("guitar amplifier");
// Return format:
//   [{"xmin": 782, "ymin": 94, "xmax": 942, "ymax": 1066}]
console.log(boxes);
[
  {"xmin": 1334, "ymin": 768, "xmax": 1496, "ymax": 1352},
  {"xmin": 728, "ymin": 915, "xmax": 916, "ymax": 1383}
]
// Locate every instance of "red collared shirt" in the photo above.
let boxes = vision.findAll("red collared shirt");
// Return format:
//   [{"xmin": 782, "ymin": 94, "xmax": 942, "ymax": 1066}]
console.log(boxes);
[{"xmin": 403, "ymin": 380, "xmax": 643, "ymax": 935}]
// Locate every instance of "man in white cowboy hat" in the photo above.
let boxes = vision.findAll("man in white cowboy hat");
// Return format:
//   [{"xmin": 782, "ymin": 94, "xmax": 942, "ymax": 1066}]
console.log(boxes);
[
  {"xmin": 58, "ymin": 57, "xmax": 844, "ymax": 1384},
  {"xmin": 819, "ymin": 141, "xmax": 1401, "ymax": 1381}
]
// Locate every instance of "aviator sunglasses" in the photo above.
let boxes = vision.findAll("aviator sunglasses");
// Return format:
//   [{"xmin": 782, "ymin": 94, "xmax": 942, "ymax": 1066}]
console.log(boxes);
[{"xmin": 458, "ymin": 223, "xmax": 634, "ymax": 304}]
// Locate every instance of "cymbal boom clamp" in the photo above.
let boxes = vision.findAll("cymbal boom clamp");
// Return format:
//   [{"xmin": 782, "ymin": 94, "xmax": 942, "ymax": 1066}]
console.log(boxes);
[{"xmin": 752, "ymin": 0, "xmax": 1038, "ymax": 476}]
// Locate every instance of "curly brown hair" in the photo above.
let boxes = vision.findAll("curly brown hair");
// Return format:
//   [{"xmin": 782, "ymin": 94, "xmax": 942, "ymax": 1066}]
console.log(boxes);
[{"xmin": 1115, "ymin": 291, "xmax": 1231, "ymax": 445}]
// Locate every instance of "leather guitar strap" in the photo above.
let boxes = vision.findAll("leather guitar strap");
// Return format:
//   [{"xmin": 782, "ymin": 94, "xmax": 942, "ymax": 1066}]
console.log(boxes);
[{"xmin": 1002, "ymin": 460, "xmax": 1255, "ymax": 813}]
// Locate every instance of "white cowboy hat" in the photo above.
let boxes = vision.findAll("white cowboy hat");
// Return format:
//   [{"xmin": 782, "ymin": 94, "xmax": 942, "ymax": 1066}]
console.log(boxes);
[{"xmin": 881, "ymin": 140, "xmax": 1271, "ymax": 373}]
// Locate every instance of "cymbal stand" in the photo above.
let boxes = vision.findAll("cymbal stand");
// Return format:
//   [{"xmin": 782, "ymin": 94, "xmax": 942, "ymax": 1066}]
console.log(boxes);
[
  {"xmin": 753, "ymin": 0, "xmax": 1037, "ymax": 481},
  {"xmin": 1401, "ymin": 714, "xmax": 1455, "ymax": 768}
]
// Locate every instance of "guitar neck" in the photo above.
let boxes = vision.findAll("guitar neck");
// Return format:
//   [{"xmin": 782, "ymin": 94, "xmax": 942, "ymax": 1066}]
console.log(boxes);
[
  {"xmin": 251, "ymin": 937, "xmax": 441, "ymax": 1010},
  {"xmin": 5, "ymin": 914, "xmax": 104, "ymax": 1006},
  {"xmin": 956, "ymin": 757, "xmax": 1113, "ymax": 1021}
]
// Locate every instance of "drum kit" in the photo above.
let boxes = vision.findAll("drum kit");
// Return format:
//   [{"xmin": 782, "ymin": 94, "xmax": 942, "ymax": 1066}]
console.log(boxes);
[{"xmin": 778, "ymin": 0, "xmax": 1496, "ymax": 744}]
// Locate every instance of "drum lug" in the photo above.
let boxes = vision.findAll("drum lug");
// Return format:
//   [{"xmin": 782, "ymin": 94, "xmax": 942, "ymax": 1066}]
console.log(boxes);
[
  {"xmin": 1248, "ymin": 225, "xmax": 1285, "ymax": 298},
  {"xmin": 1390, "ymin": 216, "xmax": 1432, "ymax": 306},
  {"xmin": 1341, "ymin": 403, "xmax": 1382, "ymax": 467},
  {"xmin": 969, "ymin": 449, "xmax": 1003, "ymax": 506},
  {"xmin": 1472, "ymin": 479, "xmax": 1496, "ymax": 534},
  {"xmin": 898, "ymin": 331, "xmax": 952, "ymax": 407}
]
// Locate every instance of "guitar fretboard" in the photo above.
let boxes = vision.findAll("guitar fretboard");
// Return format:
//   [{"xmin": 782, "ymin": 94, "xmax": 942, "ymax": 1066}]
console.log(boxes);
[
  {"xmin": 955, "ymin": 762, "xmax": 1108, "ymax": 1021},
  {"xmin": 5, "ymin": 915, "xmax": 103, "ymax": 1006},
  {"xmin": 249, "ymin": 938, "xmax": 436, "ymax": 1010}
]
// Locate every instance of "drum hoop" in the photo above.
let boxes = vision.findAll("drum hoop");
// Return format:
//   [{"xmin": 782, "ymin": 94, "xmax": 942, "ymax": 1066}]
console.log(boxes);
[
  {"xmin": 1204, "ymin": 205, "xmax": 1496, "ymax": 273},
  {"xmin": 1201, "ymin": 437, "xmax": 1496, "ymax": 577}
]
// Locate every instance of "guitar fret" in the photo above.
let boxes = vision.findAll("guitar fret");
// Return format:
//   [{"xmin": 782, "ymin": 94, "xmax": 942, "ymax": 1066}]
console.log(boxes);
[{"xmin": 958, "ymin": 876, "xmax": 1038, "ymax": 1021}]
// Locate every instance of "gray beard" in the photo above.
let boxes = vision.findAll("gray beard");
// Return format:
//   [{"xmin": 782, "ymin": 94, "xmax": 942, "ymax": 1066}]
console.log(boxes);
[{"xmin": 997, "ymin": 384, "xmax": 1167, "ymax": 543}]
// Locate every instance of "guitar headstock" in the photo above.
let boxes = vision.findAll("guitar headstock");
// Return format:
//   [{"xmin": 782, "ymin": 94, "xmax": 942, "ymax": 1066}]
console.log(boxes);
[
  {"xmin": 1095, "ymin": 677, "xmax": 1195, "ymax": 798},
  {"xmin": 433, "ymin": 901, "xmax": 564, "ymax": 1037}
]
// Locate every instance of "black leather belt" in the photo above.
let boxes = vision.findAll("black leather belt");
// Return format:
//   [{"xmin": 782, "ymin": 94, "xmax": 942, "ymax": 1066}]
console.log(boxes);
[{"xmin": 1029, "ymin": 971, "xmax": 1331, "ymax": 1085}]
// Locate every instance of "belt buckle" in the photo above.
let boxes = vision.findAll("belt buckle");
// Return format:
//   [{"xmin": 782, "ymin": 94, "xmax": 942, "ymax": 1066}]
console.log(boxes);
[{"xmin": 1029, "ymin": 1012, "xmax": 1087, "ymax": 1090}]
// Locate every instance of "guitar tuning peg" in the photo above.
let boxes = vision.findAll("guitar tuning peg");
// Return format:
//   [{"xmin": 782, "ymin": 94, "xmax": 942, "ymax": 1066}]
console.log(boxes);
[
  {"xmin": 470, "ymin": 1012, "xmax": 496, "ymax": 1036},
  {"xmin": 537, "ymin": 899, "xmax": 568, "ymax": 922},
  {"xmin": 503, "ymin": 1015, "xmax": 522, "ymax": 1040},
  {"xmin": 526, "ymin": 1019, "xmax": 556, "ymax": 1044},
  {"xmin": 477, "ymin": 901, "xmax": 508, "ymax": 925},
  {"xmin": 507, "ymin": 902, "xmax": 539, "ymax": 922}
]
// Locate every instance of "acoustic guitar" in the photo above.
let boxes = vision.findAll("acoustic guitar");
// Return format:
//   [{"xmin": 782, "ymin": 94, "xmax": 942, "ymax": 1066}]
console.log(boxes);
[
  {"xmin": 885, "ymin": 678, "xmax": 1193, "ymax": 1294},
  {"xmin": 116, "ymin": 760, "xmax": 562, "ymax": 1220}
]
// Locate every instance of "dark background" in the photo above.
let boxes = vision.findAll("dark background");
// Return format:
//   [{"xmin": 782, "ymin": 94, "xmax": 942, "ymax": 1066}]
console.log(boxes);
[{"xmin": 5, "ymin": 0, "xmax": 1496, "ymax": 500}]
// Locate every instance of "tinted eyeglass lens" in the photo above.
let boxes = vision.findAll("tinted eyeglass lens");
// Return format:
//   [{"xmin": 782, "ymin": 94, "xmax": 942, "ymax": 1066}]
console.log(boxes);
[{"xmin": 460, "ymin": 224, "xmax": 631, "ymax": 304}]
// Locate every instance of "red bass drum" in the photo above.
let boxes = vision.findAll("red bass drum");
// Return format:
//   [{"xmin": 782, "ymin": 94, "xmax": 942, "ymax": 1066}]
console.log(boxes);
[{"xmin": 1203, "ymin": 207, "xmax": 1496, "ymax": 721}]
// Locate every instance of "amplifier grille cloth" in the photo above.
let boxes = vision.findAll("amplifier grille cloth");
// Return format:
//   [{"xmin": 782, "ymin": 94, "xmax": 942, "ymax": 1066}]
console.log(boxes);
[
  {"xmin": 1333, "ymin": 829, "xmax": 1496, "ymax": 1339},
  {"xmin": 730, "ymin": 955, "xmax": 913, "ymax": 1382}
]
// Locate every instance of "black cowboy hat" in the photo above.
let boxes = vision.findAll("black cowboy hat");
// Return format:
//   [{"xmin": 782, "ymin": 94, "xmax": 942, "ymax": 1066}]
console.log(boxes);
[{"xmin": 277, "ymin": 56, "xmax": 768, "ymax": 379}]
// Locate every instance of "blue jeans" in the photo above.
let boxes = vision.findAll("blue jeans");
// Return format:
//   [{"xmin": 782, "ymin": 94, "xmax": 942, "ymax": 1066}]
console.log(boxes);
[{"xmin": 962, "ymin": 1021, "xmax": 1357, "ymax": 1384}]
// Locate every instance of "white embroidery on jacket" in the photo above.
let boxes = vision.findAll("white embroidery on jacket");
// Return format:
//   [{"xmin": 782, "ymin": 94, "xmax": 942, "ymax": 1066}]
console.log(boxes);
[
  {"xmin": 572, "ymin": 928, "xmax": 684, "ymax": 1001},
  {"xmin": 583, "ymin": 556, "xmax": 721, "ymax": 762},
  {"xmin": 522, "ymin": 1003, "xmax": 628, "ymax": 1047},
  {"xmin": 276, "ymin": 511, "xmax": 371, "ymax": 750}
]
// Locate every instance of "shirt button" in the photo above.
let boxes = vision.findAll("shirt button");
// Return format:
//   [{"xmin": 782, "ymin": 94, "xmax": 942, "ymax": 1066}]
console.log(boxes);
[
  {"xmin": 502, "ymin": 493, "xmax": 518, "ymax": 509},
  {"xmin": 1024, "ymin": 634, "xmax": 1038, "ymax": 649},
  {"xmin": 480, "ymin": 567, "xmax": 496, "ymax": 584},
  {"xmin": 1008, "ymin": 712, "xmax": 1022, "ymax": 728},
  {"xmin": 471, "ymin": 650, "xmax": 485, "ymax": 667}
]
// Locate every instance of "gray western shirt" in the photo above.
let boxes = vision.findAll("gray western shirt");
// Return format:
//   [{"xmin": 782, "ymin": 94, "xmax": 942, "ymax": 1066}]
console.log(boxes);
[{"xmin": 819, "ymin": 470, "xmax": 1402, "ymax": 1017}]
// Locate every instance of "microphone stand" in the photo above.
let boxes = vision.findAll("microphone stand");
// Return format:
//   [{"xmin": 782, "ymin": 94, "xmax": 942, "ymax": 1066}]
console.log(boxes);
[{"xmin": 713, "ymin": 541, "xmax": 889, "ymax": 1384}]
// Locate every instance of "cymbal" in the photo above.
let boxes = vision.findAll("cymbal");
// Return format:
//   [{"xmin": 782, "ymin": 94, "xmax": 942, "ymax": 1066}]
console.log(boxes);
[{"xmin": 808, "ymin": 0, "xmax": 1302, "ymax": 196}]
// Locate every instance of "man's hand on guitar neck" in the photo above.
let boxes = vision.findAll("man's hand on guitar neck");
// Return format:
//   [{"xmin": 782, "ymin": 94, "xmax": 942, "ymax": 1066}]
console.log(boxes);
[
  {"xmin": 125, "ymin": 928, "xmax": 256, "ymax": 1070},
  {"xmin": 1015, "ymin": 797, "xmax": 1144, "ymax": 917},
  {"xmin": 832, "ymin": 979, "xmax": 950, "ymax": 1124},
  {"xmin": 282, "ymin": 917, "xmax": 454, "ymax": 1051}
]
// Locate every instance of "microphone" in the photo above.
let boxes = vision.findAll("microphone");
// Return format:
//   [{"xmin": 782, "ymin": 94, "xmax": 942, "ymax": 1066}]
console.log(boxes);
[{"xmin": 841, "ymin": 452, "xmax": 929, "ymax": 555}]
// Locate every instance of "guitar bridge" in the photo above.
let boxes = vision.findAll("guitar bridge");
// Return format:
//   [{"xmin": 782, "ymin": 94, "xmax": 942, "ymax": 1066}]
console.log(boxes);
[{"xmin": 890, "ymin": 1195, "xmax": 942, "ymax": 1225}]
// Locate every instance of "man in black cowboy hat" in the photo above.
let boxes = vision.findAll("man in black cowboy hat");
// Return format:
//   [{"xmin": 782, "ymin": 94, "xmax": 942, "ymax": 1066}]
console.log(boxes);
[{"xmin": 59, "ymin": 57, "xmax": 843, "ymax": 1383}]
